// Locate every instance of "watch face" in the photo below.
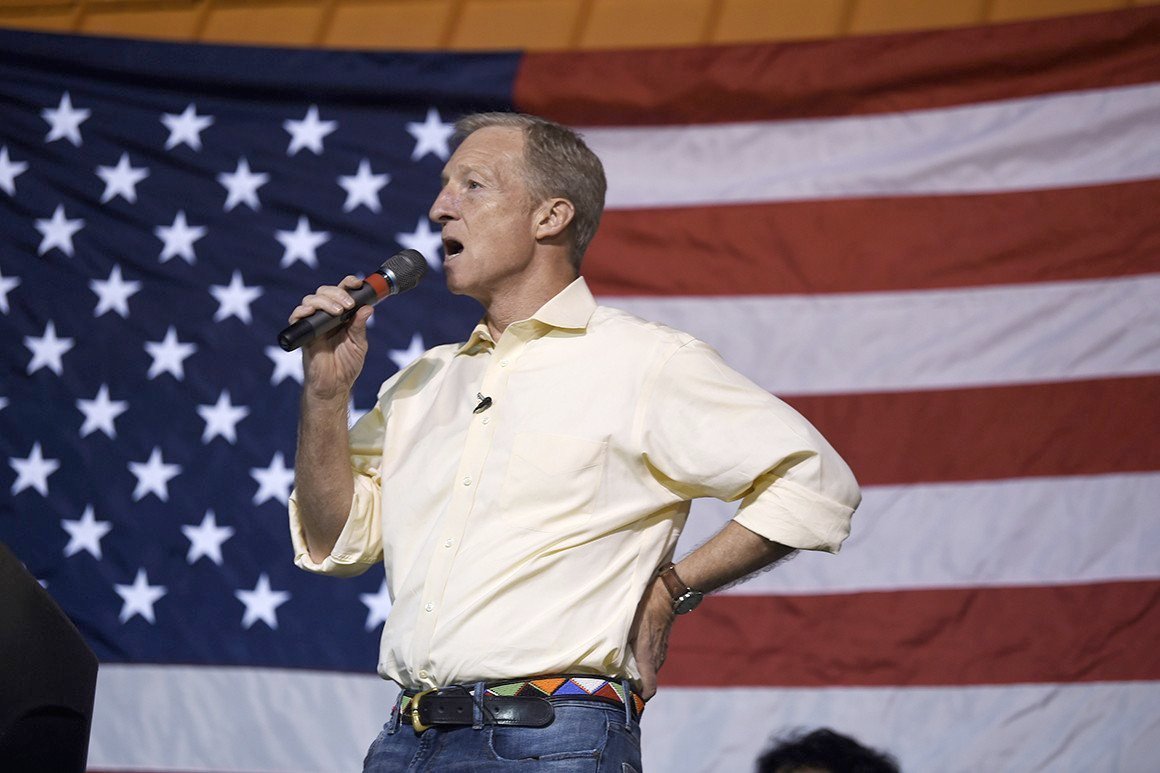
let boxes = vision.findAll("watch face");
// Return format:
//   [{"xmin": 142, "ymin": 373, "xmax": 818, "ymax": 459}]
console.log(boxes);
[{"xmin": 674, "ymin": 590, "xmax": 704, "ymax": 615}]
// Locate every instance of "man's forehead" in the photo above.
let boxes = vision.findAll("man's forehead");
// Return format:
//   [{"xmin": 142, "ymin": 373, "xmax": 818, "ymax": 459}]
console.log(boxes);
[{"xmin": 441, "ymin": 126, "xmax": 525, "ymax": 178}]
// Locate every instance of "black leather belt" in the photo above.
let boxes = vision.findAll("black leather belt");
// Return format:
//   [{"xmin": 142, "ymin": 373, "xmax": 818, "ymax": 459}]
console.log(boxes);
[{"xmin": 403, "ymin": 689, "xmax": 555, "ymax": 732}]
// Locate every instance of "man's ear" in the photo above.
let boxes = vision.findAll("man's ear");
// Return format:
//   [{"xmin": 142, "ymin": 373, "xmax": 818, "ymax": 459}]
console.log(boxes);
[{"xmin": 535, "ymin": 197, "xmax": 575, "ymax": 241}]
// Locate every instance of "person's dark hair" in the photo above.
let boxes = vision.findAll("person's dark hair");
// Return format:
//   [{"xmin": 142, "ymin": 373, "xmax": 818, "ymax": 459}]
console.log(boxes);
[
  {"xmin": 756, "ymin": 728, "xmax": 900, "ymax": 773},
  {"xmin": 453, "ymin": 112, "xmax": 607, "ymax": 271}
]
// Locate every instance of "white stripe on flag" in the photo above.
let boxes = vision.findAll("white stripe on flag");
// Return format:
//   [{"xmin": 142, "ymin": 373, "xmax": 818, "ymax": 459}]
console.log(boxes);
[
  {"xmin": 586, "ymin": 83, "xmax": 1160, "ymax": 208},
  {"xmin": 603, "ymin": 274, "xmax": 1160, "ymax": 395},
  {"xmin": 90, "ymin": 664, "xmax": 1160, "ymax": 773},
  {"xmin": 91, "ymin": 664, "xmax": 388, "ymax": 772},
  {"xmin": 679, "ymin": 472, "xmax": 1160, "ymax": 594},
  {"xmin": 642, "ymin": 682, "xmax": 1160, "ymax": 773}
]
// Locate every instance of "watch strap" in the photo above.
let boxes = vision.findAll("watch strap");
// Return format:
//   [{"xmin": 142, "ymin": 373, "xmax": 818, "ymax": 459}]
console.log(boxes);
[{"xmin": 658, "ymin": 562, "xmax": 690, "ymax": 600}]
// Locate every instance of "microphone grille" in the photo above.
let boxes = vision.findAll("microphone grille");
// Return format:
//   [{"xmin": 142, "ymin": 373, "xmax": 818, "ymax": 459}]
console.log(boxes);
[{"xmin": 381, "ymin": 249, "xmax": 428, "ymax": 293}]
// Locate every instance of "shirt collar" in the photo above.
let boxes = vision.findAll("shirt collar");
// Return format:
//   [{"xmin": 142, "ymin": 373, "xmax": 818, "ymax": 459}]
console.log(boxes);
[
  {"xmin": 530, "ymin": 276, "xmax": 597, "ymax": 330},
  {"xmin": 456, "ymin": 277, "xmax": 596, "ymax": 354}
]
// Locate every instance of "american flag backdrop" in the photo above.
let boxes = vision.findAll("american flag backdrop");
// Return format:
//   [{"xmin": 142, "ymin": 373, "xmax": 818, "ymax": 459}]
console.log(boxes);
[{"xmin": 1, "ymin": 7, "xmax": 1158, "ymax": 771}]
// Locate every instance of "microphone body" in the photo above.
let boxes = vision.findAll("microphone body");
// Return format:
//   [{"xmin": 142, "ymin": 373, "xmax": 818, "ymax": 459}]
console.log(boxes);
[{"xmin": 278, "ymin": 249, "xmax": 427, "ymax": 352}]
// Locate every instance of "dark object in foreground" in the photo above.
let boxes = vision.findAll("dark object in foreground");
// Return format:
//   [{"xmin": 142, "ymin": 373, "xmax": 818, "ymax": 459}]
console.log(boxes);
[{"xmin": 0, "ymin": 541, "xmax": 98, "ymax": 773}]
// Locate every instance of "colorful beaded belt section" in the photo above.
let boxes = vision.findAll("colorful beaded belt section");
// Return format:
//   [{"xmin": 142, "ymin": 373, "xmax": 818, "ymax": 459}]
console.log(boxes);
[{"xmin": 400, "ymin": 675, "xmax": 646, "ymax": 719}]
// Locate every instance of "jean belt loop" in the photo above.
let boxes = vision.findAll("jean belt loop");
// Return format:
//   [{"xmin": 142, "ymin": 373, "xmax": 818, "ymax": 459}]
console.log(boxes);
[
  {"xmin": 387, "ymin": 689, "xmax": 405, "ymax": 735},
  {"xmin": 621, "ymin": 678, "xmax": 633, "ymax": 728},
  {"xmin": 472, "ymin": 681, "xmax": 486, "ymax": 730}
]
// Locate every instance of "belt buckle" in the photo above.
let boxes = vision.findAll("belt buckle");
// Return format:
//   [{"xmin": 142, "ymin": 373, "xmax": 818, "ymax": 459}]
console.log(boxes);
[{"xmin": 410, "ymin": 688, "xmax": 437, "ymax": 733}]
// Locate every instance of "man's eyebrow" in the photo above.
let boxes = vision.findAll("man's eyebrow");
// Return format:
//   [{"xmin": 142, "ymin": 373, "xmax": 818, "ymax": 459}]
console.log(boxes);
[{"xmin": 441, "ymin": 163, "xmax": 487, "ymax": 186}]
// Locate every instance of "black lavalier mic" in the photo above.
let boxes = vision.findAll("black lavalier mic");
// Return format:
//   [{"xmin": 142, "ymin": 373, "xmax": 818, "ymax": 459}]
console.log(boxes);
[{"xmin": 277, "ymin": 249, "xmax": 428, "ymax": 352}]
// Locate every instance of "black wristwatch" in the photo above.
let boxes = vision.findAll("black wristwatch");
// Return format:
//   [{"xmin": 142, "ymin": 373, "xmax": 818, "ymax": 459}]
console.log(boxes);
[{"xmin": 658, "ymin": 563, "xmax": 704, "ymax": 615}]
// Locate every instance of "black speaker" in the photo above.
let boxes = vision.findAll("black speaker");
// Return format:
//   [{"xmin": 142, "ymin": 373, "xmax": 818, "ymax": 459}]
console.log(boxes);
[{"xmin": 0, "ymin": 541, "xmax": 98, "ymax": 773}]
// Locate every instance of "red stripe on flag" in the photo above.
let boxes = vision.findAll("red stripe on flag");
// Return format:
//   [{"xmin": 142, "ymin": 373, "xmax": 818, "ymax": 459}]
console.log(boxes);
[
  {"xmin": 584, "ymin": 180, "xmax": 1160, "ymax": 295},
  {"xmin": 662, "ymin": 580, "xmax": 1160, "ymax": 688},
  {"xmin": 784, "ymin": 376, "xmax": 1160, "ymax": 486},
  {"xmin": 516, "ymin": 8, "xmax": 1160, "ymax": 126}
]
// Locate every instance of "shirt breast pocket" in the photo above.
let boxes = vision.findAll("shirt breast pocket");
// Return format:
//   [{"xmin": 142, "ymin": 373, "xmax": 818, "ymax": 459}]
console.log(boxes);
[{"xmin": 497, "ymin": 432, "xmax": 607, "ymax": 533}]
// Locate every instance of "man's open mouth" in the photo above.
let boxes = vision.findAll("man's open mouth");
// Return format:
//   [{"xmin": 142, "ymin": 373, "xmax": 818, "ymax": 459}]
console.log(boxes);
[{"xmin": 443, "ymin": 238, "xmax": 464, "ymax": 258}]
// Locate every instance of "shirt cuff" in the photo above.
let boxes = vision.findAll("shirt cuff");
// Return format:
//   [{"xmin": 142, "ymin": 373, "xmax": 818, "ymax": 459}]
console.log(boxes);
[
  {"xmin": 288, "ymin": 475, "xmax": 383, "ymax": 577},
  {"xmin": 732, "ymin": 476, "xmax": 857, "ymax": 554}
]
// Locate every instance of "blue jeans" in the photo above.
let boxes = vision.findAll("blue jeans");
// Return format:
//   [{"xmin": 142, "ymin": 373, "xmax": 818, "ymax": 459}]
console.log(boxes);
[{"xmin": 363, "ymin": 699, "xmax": 643, "ymax": 772}]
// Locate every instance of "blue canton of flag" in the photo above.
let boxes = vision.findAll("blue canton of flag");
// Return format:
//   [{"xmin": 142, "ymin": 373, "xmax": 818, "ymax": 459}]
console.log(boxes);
[{"xmin": 0, "ymin": 27, "xmax": 518, "ymax": 673}]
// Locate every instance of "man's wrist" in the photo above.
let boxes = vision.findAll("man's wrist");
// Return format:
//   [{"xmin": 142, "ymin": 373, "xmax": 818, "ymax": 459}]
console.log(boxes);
[
  {"xmin": 300, "ymin": 388, "xmax": 352, "ymax": 413},
  {"xmin": 657, "ymin": 562, "xmax": 704, "ymax": 615}
]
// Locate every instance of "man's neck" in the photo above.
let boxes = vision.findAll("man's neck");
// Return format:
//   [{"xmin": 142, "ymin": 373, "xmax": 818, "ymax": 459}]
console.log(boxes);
[
  {"xmin": 479, "ymin": 258, "xmax": 577, "ymax": 341},
  {"xmin": 482, "ymin": 277, "xmax": 571, "ymax": 341}
]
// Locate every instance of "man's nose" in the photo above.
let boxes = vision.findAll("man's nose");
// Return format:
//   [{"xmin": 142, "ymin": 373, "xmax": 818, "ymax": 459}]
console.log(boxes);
[{"xmin": 429, "ymin": 187, "xmax": 455, "ymax": 222}]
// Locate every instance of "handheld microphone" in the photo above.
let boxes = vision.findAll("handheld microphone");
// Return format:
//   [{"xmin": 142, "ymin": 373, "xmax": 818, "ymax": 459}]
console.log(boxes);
[{"xmin": 277, "ymin": 249, "xmax": 428, "ymax": 352}]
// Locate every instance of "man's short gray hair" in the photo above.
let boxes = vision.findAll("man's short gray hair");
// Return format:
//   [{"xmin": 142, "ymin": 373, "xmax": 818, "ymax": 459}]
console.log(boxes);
[{"xmin": 454, "ymin": 112, "xmax": 607, "ymax": 271}]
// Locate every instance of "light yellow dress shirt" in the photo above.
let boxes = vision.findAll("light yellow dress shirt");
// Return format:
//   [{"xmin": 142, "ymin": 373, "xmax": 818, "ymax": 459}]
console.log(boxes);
[{"xmin": 289, "ymin": 277, "xmax": 860, "ymax": 691}]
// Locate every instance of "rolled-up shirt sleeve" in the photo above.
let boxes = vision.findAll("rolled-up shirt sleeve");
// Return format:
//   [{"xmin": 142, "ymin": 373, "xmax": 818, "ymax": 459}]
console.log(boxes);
[
  {"xmin": 288, "ymin": 398, "xmax": 387, "ymax": 577},
  {"xmin": 642, "ymin": 339, "xmax": 860, "ymax": 553}
]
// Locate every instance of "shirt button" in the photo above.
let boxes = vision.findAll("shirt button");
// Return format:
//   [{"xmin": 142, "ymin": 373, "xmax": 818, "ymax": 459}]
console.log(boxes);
[
  {"xmin": 462, "ymin": 475, "xmax": 472, "ymax": 486},
  {"xmin": 419, "ymin": 670, "xmax": 429, "ymax": 679},
  {"xmin": 500, "ymin": 359, "xmax": 509, "ymax": 367},
  {"xmin": 444, "ymin": 538, "xmax": 453, "ymax": 548},
  {"xmin": 481, "ymin": 416, "xmax": 490, "ymax": 425},
  {"xmin": 425, "ymin": 603, "xmax": 433, "ymax": 612}
]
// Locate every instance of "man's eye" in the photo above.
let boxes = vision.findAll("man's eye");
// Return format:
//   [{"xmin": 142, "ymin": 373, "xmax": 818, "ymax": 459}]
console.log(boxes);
[{"xmin": 467, "ymin": 180, "xmax": 481, "ymax": 189}]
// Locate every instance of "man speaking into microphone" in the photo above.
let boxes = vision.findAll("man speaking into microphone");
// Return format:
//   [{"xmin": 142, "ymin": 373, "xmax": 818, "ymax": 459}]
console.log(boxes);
[{"xmin": 285, "ymin": 112, "xmax": 860, "ymax": 772}]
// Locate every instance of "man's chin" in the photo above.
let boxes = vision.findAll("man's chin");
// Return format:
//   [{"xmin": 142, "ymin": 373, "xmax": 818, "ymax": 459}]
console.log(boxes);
[
  {"xmin": 442, "ymin": 263, "xmax": 463, "ymax": 292},
  {"xmin": 443, "ymin": 272, "xmax": 481, "ymax": 302}
]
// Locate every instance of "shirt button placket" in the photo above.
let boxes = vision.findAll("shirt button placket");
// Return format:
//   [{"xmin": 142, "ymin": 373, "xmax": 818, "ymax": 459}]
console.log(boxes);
[{"xmin": 415, "ymin": 338, "xmax": 518, "ymax": 684}]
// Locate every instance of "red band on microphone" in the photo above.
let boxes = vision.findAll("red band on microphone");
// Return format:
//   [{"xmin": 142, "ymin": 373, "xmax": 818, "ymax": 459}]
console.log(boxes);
[{"xmin": 364, "ymin": 272, "xmax": 390, "ymax": 298}]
